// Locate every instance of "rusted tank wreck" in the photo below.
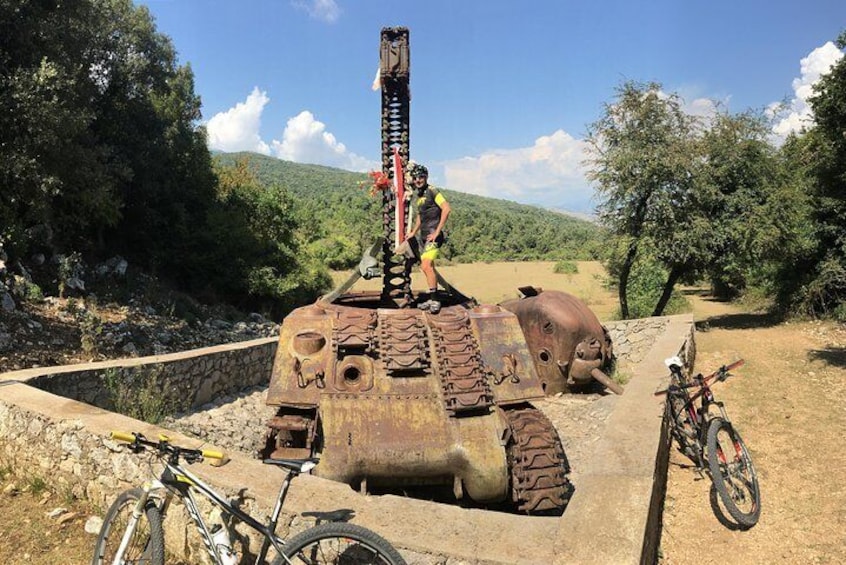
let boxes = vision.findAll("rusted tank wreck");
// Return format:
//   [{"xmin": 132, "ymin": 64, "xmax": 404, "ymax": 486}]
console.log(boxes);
[{"xmin": 260, "ymin": 27, "xmax": 617, "ymax": 514}]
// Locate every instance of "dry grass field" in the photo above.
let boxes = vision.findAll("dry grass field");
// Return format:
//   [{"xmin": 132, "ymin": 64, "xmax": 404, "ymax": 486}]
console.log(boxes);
[{"xmin": 331, "ymin": 260, "xmax": 619, "ymax": 320}]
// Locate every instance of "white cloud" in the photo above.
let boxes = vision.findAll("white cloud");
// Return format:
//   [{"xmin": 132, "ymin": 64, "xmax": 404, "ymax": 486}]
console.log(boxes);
[
  {"xmin": 206, "ymin": 87, "xmax": 271, "ymax": 155},
  {"xmin": 442, "ymin": 130, "xmax": 593, "ymax": 212},
  {"xmin": 292, "ymin": 0, "xmax": 341, "ymax": 23},
  {"xmin": 770, "ymin": 41, "xmax": 844, "ymax": 140},
  {"xmin": 270, "ymin": 111, "xmax": 377, "ymax": 172},
  {"xmin": 684, "ymin": 96, "xmax": 720, "ymax": 120},
  {"xmin": 658, "ymin": 87, "xmax": 723, "ymax": 123},
  {"xmin": 206, "ymin": 89, "xmax": 378, "ymax": 172}
]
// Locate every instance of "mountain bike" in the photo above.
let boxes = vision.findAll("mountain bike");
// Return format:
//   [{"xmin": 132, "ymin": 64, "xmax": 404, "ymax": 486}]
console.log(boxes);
[
  {"xmin": 92, "ymin": 431, "xmax": 407, "ymax": 565},
  {"xmin": 656, "ymin": 357, "xmax": 761, "ymax": 527}
]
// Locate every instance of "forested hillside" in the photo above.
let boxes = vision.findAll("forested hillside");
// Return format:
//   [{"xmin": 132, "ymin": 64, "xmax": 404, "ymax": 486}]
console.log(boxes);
[{"xmin": 214, "ymin": 152, "xmax": 605, "ymax": 267}]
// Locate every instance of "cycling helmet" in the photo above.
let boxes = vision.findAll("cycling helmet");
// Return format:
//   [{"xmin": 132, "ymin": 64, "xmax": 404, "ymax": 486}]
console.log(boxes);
[{"xmin": 409, "ymin": 162, "xmax": 428, "ymax": 178}]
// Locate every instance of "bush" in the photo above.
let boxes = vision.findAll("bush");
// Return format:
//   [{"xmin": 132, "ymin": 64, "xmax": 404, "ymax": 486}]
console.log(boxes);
[
  {"xmin": 553, "ymin": 260, "xmax": 579, "ymax": 275},
  {"xmin": 103, "ymin": 367, "xmax": 175, "ymax": 425},
  {"xmin": 615, "ymin": 255, "xmax": 690, "ymax": 319}
]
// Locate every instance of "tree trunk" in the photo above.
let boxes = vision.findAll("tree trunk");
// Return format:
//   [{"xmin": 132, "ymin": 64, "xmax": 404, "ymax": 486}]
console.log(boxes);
[
  {"xmin": 652, "ymin": 266, "xmax": 683, "ymax": 317},
  {"xmin": 618, "ymin": 243, "xmax": 639, "ymax": 319}
]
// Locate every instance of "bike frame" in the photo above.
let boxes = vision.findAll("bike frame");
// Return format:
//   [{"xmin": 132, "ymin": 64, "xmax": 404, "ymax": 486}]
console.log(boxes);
[
  {"xmin": 665, "ymin": 363, "xmax": 736, "ymax": 468},
  {"xmin": 117, "ymin": 455, "xmax": 297, "ymax": 565}
]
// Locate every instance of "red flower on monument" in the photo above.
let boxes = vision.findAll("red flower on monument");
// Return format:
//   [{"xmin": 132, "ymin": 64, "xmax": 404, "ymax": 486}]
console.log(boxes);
[{"xmin": 362, "ymin": 170, "xmax": 391, "ymax": 197}]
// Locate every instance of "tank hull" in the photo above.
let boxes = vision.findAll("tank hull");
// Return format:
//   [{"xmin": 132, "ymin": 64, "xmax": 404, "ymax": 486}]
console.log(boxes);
[{"xmin": 263, "ymin": 292, "xmax": 571, "ymax": 511}]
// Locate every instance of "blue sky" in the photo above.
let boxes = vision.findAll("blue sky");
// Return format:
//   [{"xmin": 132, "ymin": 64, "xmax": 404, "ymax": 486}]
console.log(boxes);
[{"xmin": 140, "ymin": 0, "xmax": 845, "ymax": 214}]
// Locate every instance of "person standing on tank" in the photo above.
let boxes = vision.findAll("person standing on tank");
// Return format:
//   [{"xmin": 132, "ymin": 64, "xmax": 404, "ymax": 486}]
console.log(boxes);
[{"xmin": 405, "ymin": 163, "xmax": 450, "ymax": 313}]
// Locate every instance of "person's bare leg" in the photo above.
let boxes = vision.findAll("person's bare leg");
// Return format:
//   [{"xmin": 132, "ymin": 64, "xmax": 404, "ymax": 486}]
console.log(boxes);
[
  {"xmin": 421, "ymin": 258, "xmax": 437, "ymax": 290},
  {"xmin": 418, "ymin": 258, "xmax": 440, "ymax": 312}
]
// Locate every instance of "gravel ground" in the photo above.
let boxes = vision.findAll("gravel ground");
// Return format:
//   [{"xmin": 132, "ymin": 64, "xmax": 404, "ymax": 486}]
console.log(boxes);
[{"xmin": 163, "ymin": 386, "xmax": 276, "ymax": 458}]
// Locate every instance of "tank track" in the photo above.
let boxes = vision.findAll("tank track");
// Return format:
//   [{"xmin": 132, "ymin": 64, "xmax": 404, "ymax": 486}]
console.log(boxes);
[
  {"xmin": 505, "ymin": 406, "xmax": 572, "ymax": 513},
  {"xmin": 379, "ymin": 27, "xmax": 413, "ymax": 304},
  {"xmin": 426, "ymin": 308, "xmax": 493, "ymax": 414}
]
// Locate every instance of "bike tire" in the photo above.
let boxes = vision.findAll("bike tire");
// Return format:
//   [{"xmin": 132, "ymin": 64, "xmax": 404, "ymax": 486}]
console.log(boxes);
[
  {"xmin": 91, "ymin": 487, "xmax": 165, "ymax": 565},
  {"xmin": 274, "ymin": 522, "xmax": 407, "ymax": 565},
  {"xmin": 706, "ymin": 418, "xmax": 761, "ymax": 527}
]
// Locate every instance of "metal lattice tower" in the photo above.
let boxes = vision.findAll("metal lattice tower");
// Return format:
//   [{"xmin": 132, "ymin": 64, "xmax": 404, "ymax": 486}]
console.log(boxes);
[{"xmin": 379, "ymin": 27, "xmax": 413, "ymax": 305}]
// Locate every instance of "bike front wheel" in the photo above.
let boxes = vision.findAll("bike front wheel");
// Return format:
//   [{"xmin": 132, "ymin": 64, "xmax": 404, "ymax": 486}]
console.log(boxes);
[
  {"xmin": 275, "ymin": 522, "xmax": 407, "ymax": 565},
  {"xmin": 91, "ymin": 487, "xmax": 165, "ymax": 565},
  {"xmin": 706, "ymin": 418, "xmax": 761, "ymax": 527}
]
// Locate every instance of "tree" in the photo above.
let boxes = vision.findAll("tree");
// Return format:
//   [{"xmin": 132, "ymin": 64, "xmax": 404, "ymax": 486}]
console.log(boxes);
[
  {"xmin": 0, "ymin": 0, "xmax": 218, "ymax": 277},
  {"xmin": 587, "ymin": 81, "xmax": 792, "ymax": 318},
  {"xmin": 586, "ymin": 81, "xmax": 700, "ymax": 318},
  {"xmin": 0, "ymin": 0, "xmax": 121, "ymax": 255},
  {"xmin": 796, "ymin": 31, "xmax": 846, "ymax": 317},
  {"xmin": 209, "ymin": 158, "xmax": 331, "ymax": 315},
  {"xmin": 691, "ymin": 110, "xmax": 786, "ymax": 300}
]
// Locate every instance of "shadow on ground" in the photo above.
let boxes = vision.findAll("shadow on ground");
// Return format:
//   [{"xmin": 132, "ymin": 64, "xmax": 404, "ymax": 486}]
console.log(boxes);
[
  {"xmin": 695, "ymin": 311, "xmax": 782, "ymax": 331},
  {"xmin": 808, "ymin": 347, "xmax": 846, "ymax": 369},
  {"xmin": 682, "ymin": 289, "xmax": 782, "ymax": 331}
]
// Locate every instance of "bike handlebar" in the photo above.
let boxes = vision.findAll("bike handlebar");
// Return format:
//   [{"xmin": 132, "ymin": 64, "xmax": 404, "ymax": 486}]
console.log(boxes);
[
  {"xmin": 654, "ymin": 359, "xmax": 745, "ymax": 396},
  {"xmin": 703, "ymin": 359, "xmax": 745, "ymax": 383},
  {"xmin": 110, "ymin": 431, "xmax": 227, "ymax": 464}
]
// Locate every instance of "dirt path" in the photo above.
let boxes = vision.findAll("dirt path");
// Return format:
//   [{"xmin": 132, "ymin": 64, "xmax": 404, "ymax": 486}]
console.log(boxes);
[{"xmin": 661, "ymin": 293, "xmax": 846, "ymax": 564}]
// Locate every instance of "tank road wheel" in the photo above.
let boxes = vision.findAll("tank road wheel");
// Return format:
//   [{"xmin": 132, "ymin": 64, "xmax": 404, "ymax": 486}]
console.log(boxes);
[{"xmin": 505, "ymin": 406, "xmax": 573, "ymax": 514}]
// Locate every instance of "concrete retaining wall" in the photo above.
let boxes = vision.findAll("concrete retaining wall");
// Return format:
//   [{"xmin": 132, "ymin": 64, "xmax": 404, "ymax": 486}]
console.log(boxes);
[
  {"xmin": 0, "ymin": 315, "xmax": 695, "ymax": 564},
  {"xmin": 22, "ymin": 337, "xmax": 277, "ymax": 413}
]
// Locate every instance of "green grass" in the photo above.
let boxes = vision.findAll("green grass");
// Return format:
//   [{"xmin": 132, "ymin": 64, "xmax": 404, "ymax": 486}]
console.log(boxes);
[
  {"xmin": 611, "ymin": 366, "xmax": 632, "ymax": 387},
  {"xmin": 27, "ymin": 475, "xmax": 47, "ymax": 496},
  {"xmin": 104, "ymin": 367, "xmax": 176, "ymax": 425}
]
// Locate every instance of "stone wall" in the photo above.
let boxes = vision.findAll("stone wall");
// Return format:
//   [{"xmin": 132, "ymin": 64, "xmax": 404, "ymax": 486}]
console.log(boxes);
[
  {"xmin": 0, "ymin": 392, "xmax": 304, "ymax": 563},
  {"xmin": 0, "ymin": 336, "xmax": 285, "ymax": 562},
  {"xmin": 606, "ymin": 317, "xmax": 672, "ymax": 365},
  {"xmin": 25, "ymin": 337, "xmax": 278, "ymax": 414}
]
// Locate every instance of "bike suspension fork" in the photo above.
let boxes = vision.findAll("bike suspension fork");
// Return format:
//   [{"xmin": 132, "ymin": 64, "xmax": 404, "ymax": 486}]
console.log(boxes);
[{"xmin": 112, "ymin": 481, "xmax": 158, "ymax": 565}]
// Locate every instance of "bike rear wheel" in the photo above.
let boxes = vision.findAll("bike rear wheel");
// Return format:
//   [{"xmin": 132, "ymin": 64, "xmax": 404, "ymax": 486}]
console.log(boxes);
[
  {"xmin": 706, "ymin": 418, "xmax": 761, "ymax": 527},
  {"xmin": 91, "ymin": 487, "xmax": 165, "ymax": 565},
  {"xmin": 666, "ymin": 391, "xmax": 699, "ymax": 462},
  {"xmin": 275, "ymin": 522, "xmax": 407, "ymax": 565}
]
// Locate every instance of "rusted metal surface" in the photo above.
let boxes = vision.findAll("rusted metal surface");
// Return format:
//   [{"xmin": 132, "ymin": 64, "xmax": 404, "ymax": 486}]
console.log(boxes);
[
  {"xmin": 379, "ymin": 26, "xmax": 413, "ymax": 304},
  {"xmin": 263, "ymin": 298, "xmax": 574, "ymax": 512},
  {"xmin": 501, "ymin": 288, "xmax": 617, "ymax": 394},
  {"xmin": 505, "ymin": 406, "xmax": 572, "ymax": 513},
  {"xmin": 425, "ymin": 308, "xmax": 493, "ymax": 414},
  {"xmin": 469, "ymin": 304, "xmax": 546, "ymax": 403},
  {"xmin": 378, "ymin": 309, "xmax": 429, "ymax": 373},
  {"xmin": 265, "ymin": 410, "xmax": 318, "ymax": 460},
  {"xmin": 261, "ymin": 28, "xmax": 587, "ymax": 515}
]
